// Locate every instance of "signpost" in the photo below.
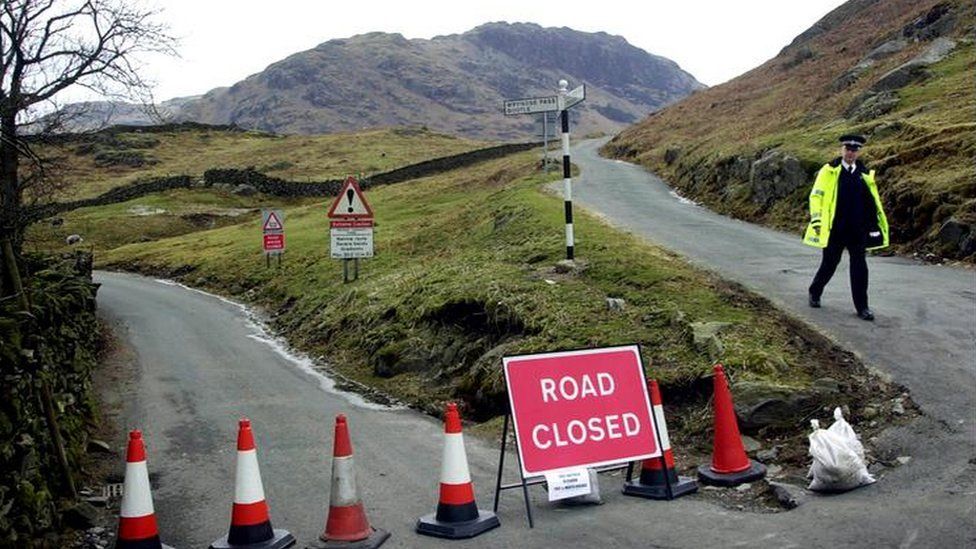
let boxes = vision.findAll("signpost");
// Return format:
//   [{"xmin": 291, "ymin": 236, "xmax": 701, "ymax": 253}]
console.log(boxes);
[
  {"xmin": 493, "ymin": 344, "xmax": 662, "ymax": 526},
  {"xmin": 261, "ymin": 209, "xmax": 285, "ymax": 267},
  {"xmin": 503, "ymin": 80, "xmax": 585, "ymax": 260},
  {"xmin": 327, "ymin": 176, "xmax": 374, "ymax": 282}
]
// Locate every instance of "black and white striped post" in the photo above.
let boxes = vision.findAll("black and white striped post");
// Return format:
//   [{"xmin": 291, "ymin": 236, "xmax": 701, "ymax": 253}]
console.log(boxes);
[
  {"xmin": 502, "ymin": 80, "xmax": 584, "ymax": 261},
  {"xmin": 559, "ymin": 79, "xmax": 574, "ymax": 260}
]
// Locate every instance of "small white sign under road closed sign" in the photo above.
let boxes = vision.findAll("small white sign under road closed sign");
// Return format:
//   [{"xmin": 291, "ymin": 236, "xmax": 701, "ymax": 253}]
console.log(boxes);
[
  {"xmin": 330, "ymin": 219, "xmax": 374, "ymax": 258},
  {"xmin": 543, "ymin": 467, "xmax": 592, "ymax": 501}
]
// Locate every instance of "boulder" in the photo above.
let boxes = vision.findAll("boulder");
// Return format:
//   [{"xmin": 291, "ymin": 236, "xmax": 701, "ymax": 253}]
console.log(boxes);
[
  {"xmin": 867, "ymin": 38, "xmax": 956, "ymax": 95},
  {"xmin": 846, "ymin": 91, "xmax": 900, "ymax": 122},
  {"xmin": 664, "ymin": 147, "xmax": 681, "ymax": 165},
  {"xmin": 733, "ymin": 378, "xmax": 841, "ymax": 433},
  {"xmin": 605, "ymin": 297, "xmax": 626, "ymax": 311},
  {"xmin": 691, "ymin": 321, "xmax": 731, "ymax": 360},
  {"xmin": 902, "ymin": 3, "xmax": 956, "ymax": 41},
  {"xmin": 914, "ymin": 37, "xmax": 957, "ymax": 65},
  {"xmin": 865, "ymin": 38, "xmax": 908, "ymax": 61},
  {"xmin": 62, "ymin": 501, "xmax": 99, "ymax": 529},
  {"xmin": 870, "ymin": 62, "xmax": 930, "ymax": 93},
  {"xmin": 232, "ymin": 183, "xmax": 258, "ymax": 196},
  {"xmin": 749, "ymin": 150, "xmax": 807, "ymax": 205},
  {"xmin": 937, "ymin": 217, "xmax": 975, "ymax": 256}
]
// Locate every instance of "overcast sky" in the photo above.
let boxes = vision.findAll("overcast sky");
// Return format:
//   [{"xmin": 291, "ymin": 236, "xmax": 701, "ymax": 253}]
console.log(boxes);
[{"xmin": 75, "ymin": 0, "xmax": 848, "ymax": 103}]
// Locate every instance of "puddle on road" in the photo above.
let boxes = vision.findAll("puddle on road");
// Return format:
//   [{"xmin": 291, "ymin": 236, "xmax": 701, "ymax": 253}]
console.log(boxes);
[{"xmin": 153, "ymin": 278, "xmax": 402, "ymax": 411}]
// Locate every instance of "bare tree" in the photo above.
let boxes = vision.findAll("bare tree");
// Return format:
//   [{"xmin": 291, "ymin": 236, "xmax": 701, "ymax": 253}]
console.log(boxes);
[{"xmin": 0, "ymin": 0, "xmax": 175, "ymax": 295}]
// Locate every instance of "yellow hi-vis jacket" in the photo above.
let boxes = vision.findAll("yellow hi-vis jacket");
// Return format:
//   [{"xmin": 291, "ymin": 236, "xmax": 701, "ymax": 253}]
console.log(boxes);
[{"xmin": 803, "ymin": 161, "xmax": 889, "ymax": 250}]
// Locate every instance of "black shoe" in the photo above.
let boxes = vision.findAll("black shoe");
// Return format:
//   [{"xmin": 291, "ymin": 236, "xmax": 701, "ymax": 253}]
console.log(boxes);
[
  {"xmin": 857, "ymin": 308, "xmax": 875, "ymax": 321},
  {"xmin": 809, "ymin": 292, "xmax": 821, "ymax": 308}
]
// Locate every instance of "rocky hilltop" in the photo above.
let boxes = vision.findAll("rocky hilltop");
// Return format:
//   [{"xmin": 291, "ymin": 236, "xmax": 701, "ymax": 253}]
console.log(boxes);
[
  {"xmin": 604, "ymin": 0, "xmax": 974, "ymax": 260},
  {"xmin": 183, "ymin": 23, "xmax": 702, "ymax": 140},
  {"xmin": 66, "ymin": 23, "xmax": 702, "ymax": 141}
]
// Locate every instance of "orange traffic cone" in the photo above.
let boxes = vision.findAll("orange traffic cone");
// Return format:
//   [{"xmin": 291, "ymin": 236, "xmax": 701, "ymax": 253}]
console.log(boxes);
[
  {"xmin": 310, "ymin": 415, "xmax": 389, "ymax": 549},
  {"xmin": 623, "ymin": 380, "xmax": 698, "ymax": 500},
  {"xmin": 416, "ymin": 403, "xmax": 500, "ymax": 539},
  {"xmin": 115, "ymin": 430, "xmax": 173, "ymax": 549},
  {"xmin": 698, "ymin": 364, "xmax": 766, "ymax": 486},
  {"xmin": 211, "ymin": 418, "xmax": 295, "ymax": 549}
]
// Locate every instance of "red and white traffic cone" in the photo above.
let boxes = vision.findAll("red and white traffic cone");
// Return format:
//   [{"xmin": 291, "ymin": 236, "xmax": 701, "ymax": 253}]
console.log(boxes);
[
  {"xmin": 416, "ymin": 403, "xmax": 500, "ymax": 539},
  {"xmin": 115, "ymin": 430, "xmax": 173, "ymax": 549},
  {"xmin": 311, "ymin": 414, "xmax": 389, "ymax": 549},
  {"xmin": 623, "ymin": 379, "xmax": 698, "ymax": 500},
  {"xmin": 698, "ymin": 364, "xmax": 766, "ymax": 486},
  {"xmin": 211, "ymin": 418, "xmax": 295, "ymax": 549}
]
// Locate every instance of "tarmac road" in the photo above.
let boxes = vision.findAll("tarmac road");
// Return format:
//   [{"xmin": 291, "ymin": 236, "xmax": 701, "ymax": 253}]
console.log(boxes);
[{"xmin": 95, "ymin": 142, "xmax": 975, "ymax": 547}]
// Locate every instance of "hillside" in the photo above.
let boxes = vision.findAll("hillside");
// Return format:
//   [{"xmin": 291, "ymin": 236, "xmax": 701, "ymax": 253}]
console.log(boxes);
[
  {"xmin": 64, "ymin": 23, "xmax": 703, "ymax": 140},
  {"xmin": 25, "ymin": 125, "xmax": 488, "ymax": 253},
  {"xmin": 94, "ymin": 150, "xmax": 899, "ymax": 440},
  {"xmin": 603, "ymin": 0, "xmax": 975, "ymax": 260}
]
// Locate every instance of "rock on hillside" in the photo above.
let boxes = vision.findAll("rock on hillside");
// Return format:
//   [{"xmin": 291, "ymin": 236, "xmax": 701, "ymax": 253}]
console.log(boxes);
[
  {"xmin": 604, "ymin": 0, "xmax": 975, "ymax": 260},
  {"xmin": 62, "ymin": 23, "xmax": 702, "ymax": 141}
]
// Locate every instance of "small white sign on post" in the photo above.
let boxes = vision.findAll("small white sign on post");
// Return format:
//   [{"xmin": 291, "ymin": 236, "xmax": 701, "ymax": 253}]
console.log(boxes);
[
  {"xmin": 330, "ymin": 219, "xmax": 374, "ymax": 258},
  {"xmin": 543, "ymin": 467, "xmax": 592, "ymax": 501}
]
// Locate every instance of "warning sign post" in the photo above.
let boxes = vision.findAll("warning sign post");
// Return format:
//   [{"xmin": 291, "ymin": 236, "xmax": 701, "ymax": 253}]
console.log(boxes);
[
  {"xmin": 327, "ymin": 177, "xmax": 374, "ymax": 282},
  {"xmin": 261, "ymin": 209, "xmax": 285, "ymax": 267},
  {"xmin": 492, "ymin": 344, "xmax": 664, "ymax": 527}
]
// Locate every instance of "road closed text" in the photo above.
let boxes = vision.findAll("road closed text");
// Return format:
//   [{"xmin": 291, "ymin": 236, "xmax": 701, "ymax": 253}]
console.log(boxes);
[
  {"xmin": 531, "ymin": 373, "xmax": 643, "ymax": 449},
  {"xmin": 503, "ymin": 346, "xmax": 660, "ymax": 476}
]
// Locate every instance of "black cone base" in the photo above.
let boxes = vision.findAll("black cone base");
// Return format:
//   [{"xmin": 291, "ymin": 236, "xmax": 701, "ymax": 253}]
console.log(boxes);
[
  {"xmin": 623, "ymin": 475, "xmax": 699, "ymax": 500},
  {"xmin": 697, "ymin": 460, "xmax": 767, "ymax": 487},
  {"xmin": 306, "ymin": 528, "xmax": 390, "ymax": 549},
  {"xmin": 416, "ymin": 509, "xmax": 500, "ymax": 539},
  {"xmin": 210, "ymin": 529, "xmax": 296, "ymax": 549}
]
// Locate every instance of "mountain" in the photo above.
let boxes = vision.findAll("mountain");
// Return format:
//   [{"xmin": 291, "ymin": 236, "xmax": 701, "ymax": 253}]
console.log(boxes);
[
  {"xmin": 603, "ymin": 0, "xmax": 974, "ymax": 260},
  {"xmin": 37, "ymin": 96, "xmax": 198, "ymax": 133},
  {"xmin": 60, "ymin": 23, "xmax": 703, "ymax": 140}
]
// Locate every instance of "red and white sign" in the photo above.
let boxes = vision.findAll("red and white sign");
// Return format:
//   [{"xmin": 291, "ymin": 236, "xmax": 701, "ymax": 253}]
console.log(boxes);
[
  {"xmin": 261, "ymin": 209, "xmax": 285, "ymax": 254},
  {"xmin": 327, "ymin": 176, "xmax": 374, "ymax": 219},
  {"xmin": 503, "ymin": 345, "xmax": 660, "ymax": 477},
  {"xmin": 263, "ymin": 233, "xmax": 285, "ymax": 252},
  {"xmin": 263, "ymin": 211, "xmax": 284, "ymax": 231},
  {"xmin": 329, "ymin": 219, "xmax": 374, "ymax": 229}
]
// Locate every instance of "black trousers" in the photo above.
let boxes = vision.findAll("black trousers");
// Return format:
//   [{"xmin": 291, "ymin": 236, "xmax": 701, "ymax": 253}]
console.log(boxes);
[{"xmin": 809, "ymin": 229, "xmax": 869, "ymax": 312}]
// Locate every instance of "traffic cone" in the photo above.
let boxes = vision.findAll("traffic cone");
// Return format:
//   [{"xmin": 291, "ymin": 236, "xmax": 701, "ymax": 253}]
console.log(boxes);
[
  {"xmin": 697, "ymin": 364, "xmax": 766, "ymax": 486},
  {"xmin": 309, "ymin": 415, "xmax": 389, "ymax": 549},
  {"xmin": 623, "ymin": 380, "xmax": 698, "ymax": 500},
  {"xmin": 416, "ymin": 403, "xmax": 500, "ymax": 539},
  {"xmin": 210, "ymin": 418, "xmax": 295, "ymax": 549},
  {"xmin": 115, "ymin": 430, "xmax": 173, "ymax": 549}
]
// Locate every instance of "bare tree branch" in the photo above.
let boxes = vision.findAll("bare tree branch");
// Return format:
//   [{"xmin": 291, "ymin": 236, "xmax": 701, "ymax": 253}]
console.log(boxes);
[{"xmin": 0, "ymin": 0, "xmax": 175, "ymax": 277}]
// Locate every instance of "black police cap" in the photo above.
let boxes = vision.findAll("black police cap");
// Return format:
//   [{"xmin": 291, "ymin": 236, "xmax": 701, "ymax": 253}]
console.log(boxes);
[{"xmin": 839, "ymin": 134, "xmax": 866, "ymax": 149}]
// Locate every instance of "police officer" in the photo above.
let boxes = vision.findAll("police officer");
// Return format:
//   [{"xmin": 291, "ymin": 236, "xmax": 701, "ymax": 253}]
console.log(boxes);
[{"xmin": 803, "ymin": 134, "xmax": 889, "ymax": 321}]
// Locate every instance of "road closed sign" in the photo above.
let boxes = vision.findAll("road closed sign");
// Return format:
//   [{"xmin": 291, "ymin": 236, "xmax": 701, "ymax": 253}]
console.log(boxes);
[{"xmin": 502, "ymin": 345, "xmax": 660, "ymax": 477}]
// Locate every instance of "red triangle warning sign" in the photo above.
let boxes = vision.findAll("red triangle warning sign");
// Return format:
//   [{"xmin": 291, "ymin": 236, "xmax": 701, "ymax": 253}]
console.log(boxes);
[
  {"xmin": 263, "ymin": 211, "xmax": 284, "ymax": 231},
  {"xmin": 327, "ymin": 176, "xmax": 374, "ymax": 219}
]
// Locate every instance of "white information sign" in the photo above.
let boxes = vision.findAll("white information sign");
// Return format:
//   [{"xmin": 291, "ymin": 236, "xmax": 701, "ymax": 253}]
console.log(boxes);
[
  {"xmin": 330, "ymin": 219, "xmax": 374, "ymax": 259},
  {"xmin": 543, "ymin": 467, "xmax": 592, "ymax": 501},
  {"xmin": 504, "ymin": 95, "xmax": 559, "ymax": 116},
  {"xmin": 559, "ymin": 84, "xmax": 586, "ymax": 111}
]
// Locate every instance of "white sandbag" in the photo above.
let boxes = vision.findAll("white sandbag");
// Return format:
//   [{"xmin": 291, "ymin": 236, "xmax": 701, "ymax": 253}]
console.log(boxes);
[{"xmin": 808, "ymin": 409, "xmax": 875, "ymax": 492}]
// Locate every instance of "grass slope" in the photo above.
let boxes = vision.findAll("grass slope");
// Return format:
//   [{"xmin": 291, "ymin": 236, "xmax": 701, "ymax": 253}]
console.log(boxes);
[
  {"xmin": 604, "ymin": 0, "xmax": 975, "ymax": 260},
  {"xmin": 99, "ymin": 152, "xmax": 876, "ymax": 428},
  {"xmin": 27, "ymin": 126, "xmax": 489, "ymax": 253},
  {"xmin": 40, "ymin": 126, "xmax": 488, "ymax": 200}
]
